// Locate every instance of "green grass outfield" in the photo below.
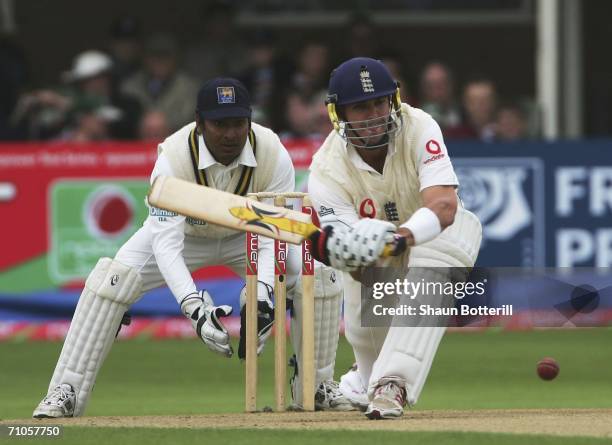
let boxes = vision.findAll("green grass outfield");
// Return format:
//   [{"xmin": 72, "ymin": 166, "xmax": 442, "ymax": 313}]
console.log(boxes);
[
  {"xmin": 2, "ymin": 428, "xmax": 612, "ymax": 445},
  {"xmin": 1, "ymin": 328, "xmax": 611, "ymax": 444}
]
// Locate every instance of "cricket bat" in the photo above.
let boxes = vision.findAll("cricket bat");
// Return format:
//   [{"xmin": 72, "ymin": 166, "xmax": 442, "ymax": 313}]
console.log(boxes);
[
  {"xmin": 148, "ymin": 176, "xmax": 316, "ymax": 245},
  {"xmin": 147, "ymin": 176, "xmax": 407, "ymax": 255}
]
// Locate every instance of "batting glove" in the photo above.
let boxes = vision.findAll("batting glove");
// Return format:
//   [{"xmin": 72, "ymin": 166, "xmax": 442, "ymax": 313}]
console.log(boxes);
[{"xmin": 325, "ymin": 219, "xmax": 397, "ymax": 271}]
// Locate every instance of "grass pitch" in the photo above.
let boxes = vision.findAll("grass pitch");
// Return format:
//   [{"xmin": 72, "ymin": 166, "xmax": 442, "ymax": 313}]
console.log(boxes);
[
  {"xmin": 1, "ymin": 328, "xmax": 611, "ymax": 444},
  {"xmin": 3, "ymin": 428, "xmax": 612, "ymax": 445}
]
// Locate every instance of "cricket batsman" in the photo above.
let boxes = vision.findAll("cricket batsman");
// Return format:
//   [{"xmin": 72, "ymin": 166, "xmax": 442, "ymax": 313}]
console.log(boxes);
[
  {"xmin": 33, "ymin": 77, "xmax": 351, "ymax": 418},
  {"xmin": 307, "ymin": 58, "xmax": 482, "ymax": 419}
]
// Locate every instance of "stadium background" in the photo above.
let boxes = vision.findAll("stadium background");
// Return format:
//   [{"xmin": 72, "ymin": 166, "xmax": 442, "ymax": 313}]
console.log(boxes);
[{"xmin": 0, "ymin": 1, "xmax": 611, "ymax": 443}]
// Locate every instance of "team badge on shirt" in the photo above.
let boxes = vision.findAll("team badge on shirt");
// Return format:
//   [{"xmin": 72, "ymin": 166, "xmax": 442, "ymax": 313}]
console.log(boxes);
[
  {"xmin": 217, "ymin": 86, "xmax": 236, "ymax": 104},
  {"xmin": 384, "ymin": 202, "xmax": 400, "ymax": 221},
  {"xmin": 360, "ymin": 67, "xmax": 375, "ymax": 93}
]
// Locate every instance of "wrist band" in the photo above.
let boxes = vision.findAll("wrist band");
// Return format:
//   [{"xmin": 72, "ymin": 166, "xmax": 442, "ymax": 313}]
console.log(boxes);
[{"xmin": 400, "ymin": 207, "xmax": 441, "ymax": 245}]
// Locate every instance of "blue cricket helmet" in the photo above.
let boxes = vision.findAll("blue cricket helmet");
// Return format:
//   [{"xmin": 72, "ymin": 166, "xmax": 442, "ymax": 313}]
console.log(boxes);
[
  {"xmin": 327, "ymin": 57, "xmax": 398, "ymax": 106},
  {"xmin": 325, "ymin": 57, "xmax": 403, "ymax": 149}
]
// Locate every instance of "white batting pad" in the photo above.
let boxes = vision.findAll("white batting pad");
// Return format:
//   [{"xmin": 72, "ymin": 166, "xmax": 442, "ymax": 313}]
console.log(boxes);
[
  {"xmin": 340, "ymin": 272, "xmax": 387, "ymax": 388},
  {"xmin": 368, "ymin": 325, "xmax": 445, "ymax": 407},
  {"xmin": 48, "ymin": 257, "xmax": 142, "ymax": 416},
  {"xmin": 290, "ymin": 262, "xmax": 343, "ymax": 405},
  {"xmin": 367, "ymin": 208, "xmax": 482, "ymax": 405}
]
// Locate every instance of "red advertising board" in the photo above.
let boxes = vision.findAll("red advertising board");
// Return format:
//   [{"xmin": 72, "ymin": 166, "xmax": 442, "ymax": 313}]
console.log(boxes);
[{"xmin": 0, "ymin": 142, "xmax": 156, "ymax": 271}]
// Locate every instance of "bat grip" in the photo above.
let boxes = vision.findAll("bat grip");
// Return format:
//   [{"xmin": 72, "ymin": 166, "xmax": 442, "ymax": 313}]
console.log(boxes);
[{"xmin": 381, "ymin": 235, "xmax": 407, "ymax": 257}]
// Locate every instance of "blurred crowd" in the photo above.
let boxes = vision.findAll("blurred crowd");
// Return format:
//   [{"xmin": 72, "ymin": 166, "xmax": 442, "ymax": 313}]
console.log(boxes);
[{"xmin": 0, "ymin": 5, "xmax": 539, "ymax": 145}]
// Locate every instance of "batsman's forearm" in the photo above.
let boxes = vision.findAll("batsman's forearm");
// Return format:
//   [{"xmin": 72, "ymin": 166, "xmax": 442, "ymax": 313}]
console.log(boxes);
[{"xmin": 427, "ymin": 199, "xmax": 456, "ymax": 229}]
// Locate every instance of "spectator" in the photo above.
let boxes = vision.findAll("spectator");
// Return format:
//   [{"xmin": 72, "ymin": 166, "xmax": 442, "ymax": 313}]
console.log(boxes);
[
  {"xmin": 0, "ymin": 34, "xmax": 28, "ymax": 140},
  {"xmin": 419, "ymin": 62, "xmax": 465, "ymax": 137},
  {"xmin": 310, "ymin": 90, "xmax": 334, "ymax": 140},
  {"xmin": 138, "ymin": 109, "xmax": 170, "ymax": 142},
  {"xmin": 122, "ymin": 34, "xmax": 199, "ymax": 131},
  {"xmin": 462, "ymin": 78, "xmax": 498, "ymax": 141},
  {"xmin": 57, "ymin": 99, "xmax": 114, "ymax": 143},
  {"xmin": 291, "ymin": 41, "xmax": 330, "ymax": 97},
  {"xmin": 107, "ymin": 16, "xmax": 142, "ymax": 85},
  {"xmin": 381, "ymin": 56, "xmax": 414, "ymax": 104},
  {"xmin": 62, "ymin": 50, "xmax": 142, "ymax": 139},
  {"xmin": 10, "ymin": 89, "xmax": 71, "ymax": 140},
  {"xmin": 12, "ymin": 50, "xmax": 141, "ymax": 140},
  {"xmin": 237, "ymin": 29, "xmax": 290, "ymax": 128},
  {"xmin": 344, "ymin": 12, "xmax": 378, "ymax": 59},
  {"xmin": 494, "ymin": 101, "xmax": 528, "ymax": 141},
  {"xmin": 284, "ymin": 41, "xmax": 330, "ymax": 137},
  {"xmin": 183, "ymin": 1, "xmax": 248, "ymax": 80}
]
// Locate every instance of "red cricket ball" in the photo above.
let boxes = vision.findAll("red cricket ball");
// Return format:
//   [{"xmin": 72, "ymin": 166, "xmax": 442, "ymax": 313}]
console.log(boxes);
[{"xmin": 537, "ymin": 357, "xmax": 560, "ymax": 381}]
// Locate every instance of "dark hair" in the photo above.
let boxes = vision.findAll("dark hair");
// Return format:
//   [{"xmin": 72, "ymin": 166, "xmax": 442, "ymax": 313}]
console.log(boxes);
[{"xmin": 421, "ymin": 61, "xmax": 454, "ymax": 84}]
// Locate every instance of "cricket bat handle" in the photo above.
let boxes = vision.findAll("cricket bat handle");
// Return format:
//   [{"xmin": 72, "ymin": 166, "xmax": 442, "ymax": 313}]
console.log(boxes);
[{"xmin": 381, "ymin": 234, "xmax": 408, "ymax": 257}]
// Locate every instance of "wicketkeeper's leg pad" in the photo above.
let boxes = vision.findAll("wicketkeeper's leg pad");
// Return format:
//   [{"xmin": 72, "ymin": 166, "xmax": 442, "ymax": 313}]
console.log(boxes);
[
  {"xmin": 289, "ymin": 262, "xmax": 343, "ymax": 405},
  {"xmin": 49, "ymin": 257, "xmax": 142, "ymax": 416}
]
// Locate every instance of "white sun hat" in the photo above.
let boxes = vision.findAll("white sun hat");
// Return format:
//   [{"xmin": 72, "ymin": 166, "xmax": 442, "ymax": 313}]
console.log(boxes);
[{"xmin": 62, "ymin": 50, "xmax": 113, "ymax": 82}]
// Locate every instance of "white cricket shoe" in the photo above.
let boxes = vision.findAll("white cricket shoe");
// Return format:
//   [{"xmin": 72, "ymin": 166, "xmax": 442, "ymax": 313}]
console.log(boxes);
[
  {"xmin": 315, "ymin": 380, "xmax": 356, "ymax": 411},
  {"xmin": 339, "ymin": 364, "xmax": 369, "ymax": 411},
  {"xmin": 33, "ymin": 384, "xmax": 76, "ymax": 418},
  {"xmin": 365, "ymin": 377, "xmax": 407, "ymax": 420},
  {"xmin": 289, "ymin": 355, "xmax": 355, "ymax": 411}
]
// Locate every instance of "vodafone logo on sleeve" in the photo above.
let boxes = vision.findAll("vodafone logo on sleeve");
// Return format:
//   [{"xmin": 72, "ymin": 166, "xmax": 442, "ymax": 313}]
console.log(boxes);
[
  {"xmin": 425, "ymin": 139, "xmax": 442, "ymax": 154},
  {"xmin": 359, "ymin": 198, "xmax": 377, "ymax": 218},
  {"xmin": 424, "ymin": 139, "xmax": 445, "ymax": 164}
]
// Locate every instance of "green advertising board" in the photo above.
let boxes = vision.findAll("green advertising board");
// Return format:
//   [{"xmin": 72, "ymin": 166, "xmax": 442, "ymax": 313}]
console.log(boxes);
[{"xmin": 49, "ymin": 180, "xmax": 149, "ymax": 283}]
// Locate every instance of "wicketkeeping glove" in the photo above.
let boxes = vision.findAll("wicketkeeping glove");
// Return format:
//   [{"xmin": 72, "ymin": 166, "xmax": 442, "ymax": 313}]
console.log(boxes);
[
  {"xmin": 238, "ymin": 281, "xmax": 275, "ymax": 360},
  {"xmin": 181, "ymin": 290, "xmax": 234, "ymax": 358}
]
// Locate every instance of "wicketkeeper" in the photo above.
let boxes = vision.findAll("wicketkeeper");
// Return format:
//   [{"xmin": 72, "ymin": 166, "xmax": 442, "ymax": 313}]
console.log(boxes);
[{"xmin": 33, "ymin": 78, "xmax": 351, "ymax": 418}]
